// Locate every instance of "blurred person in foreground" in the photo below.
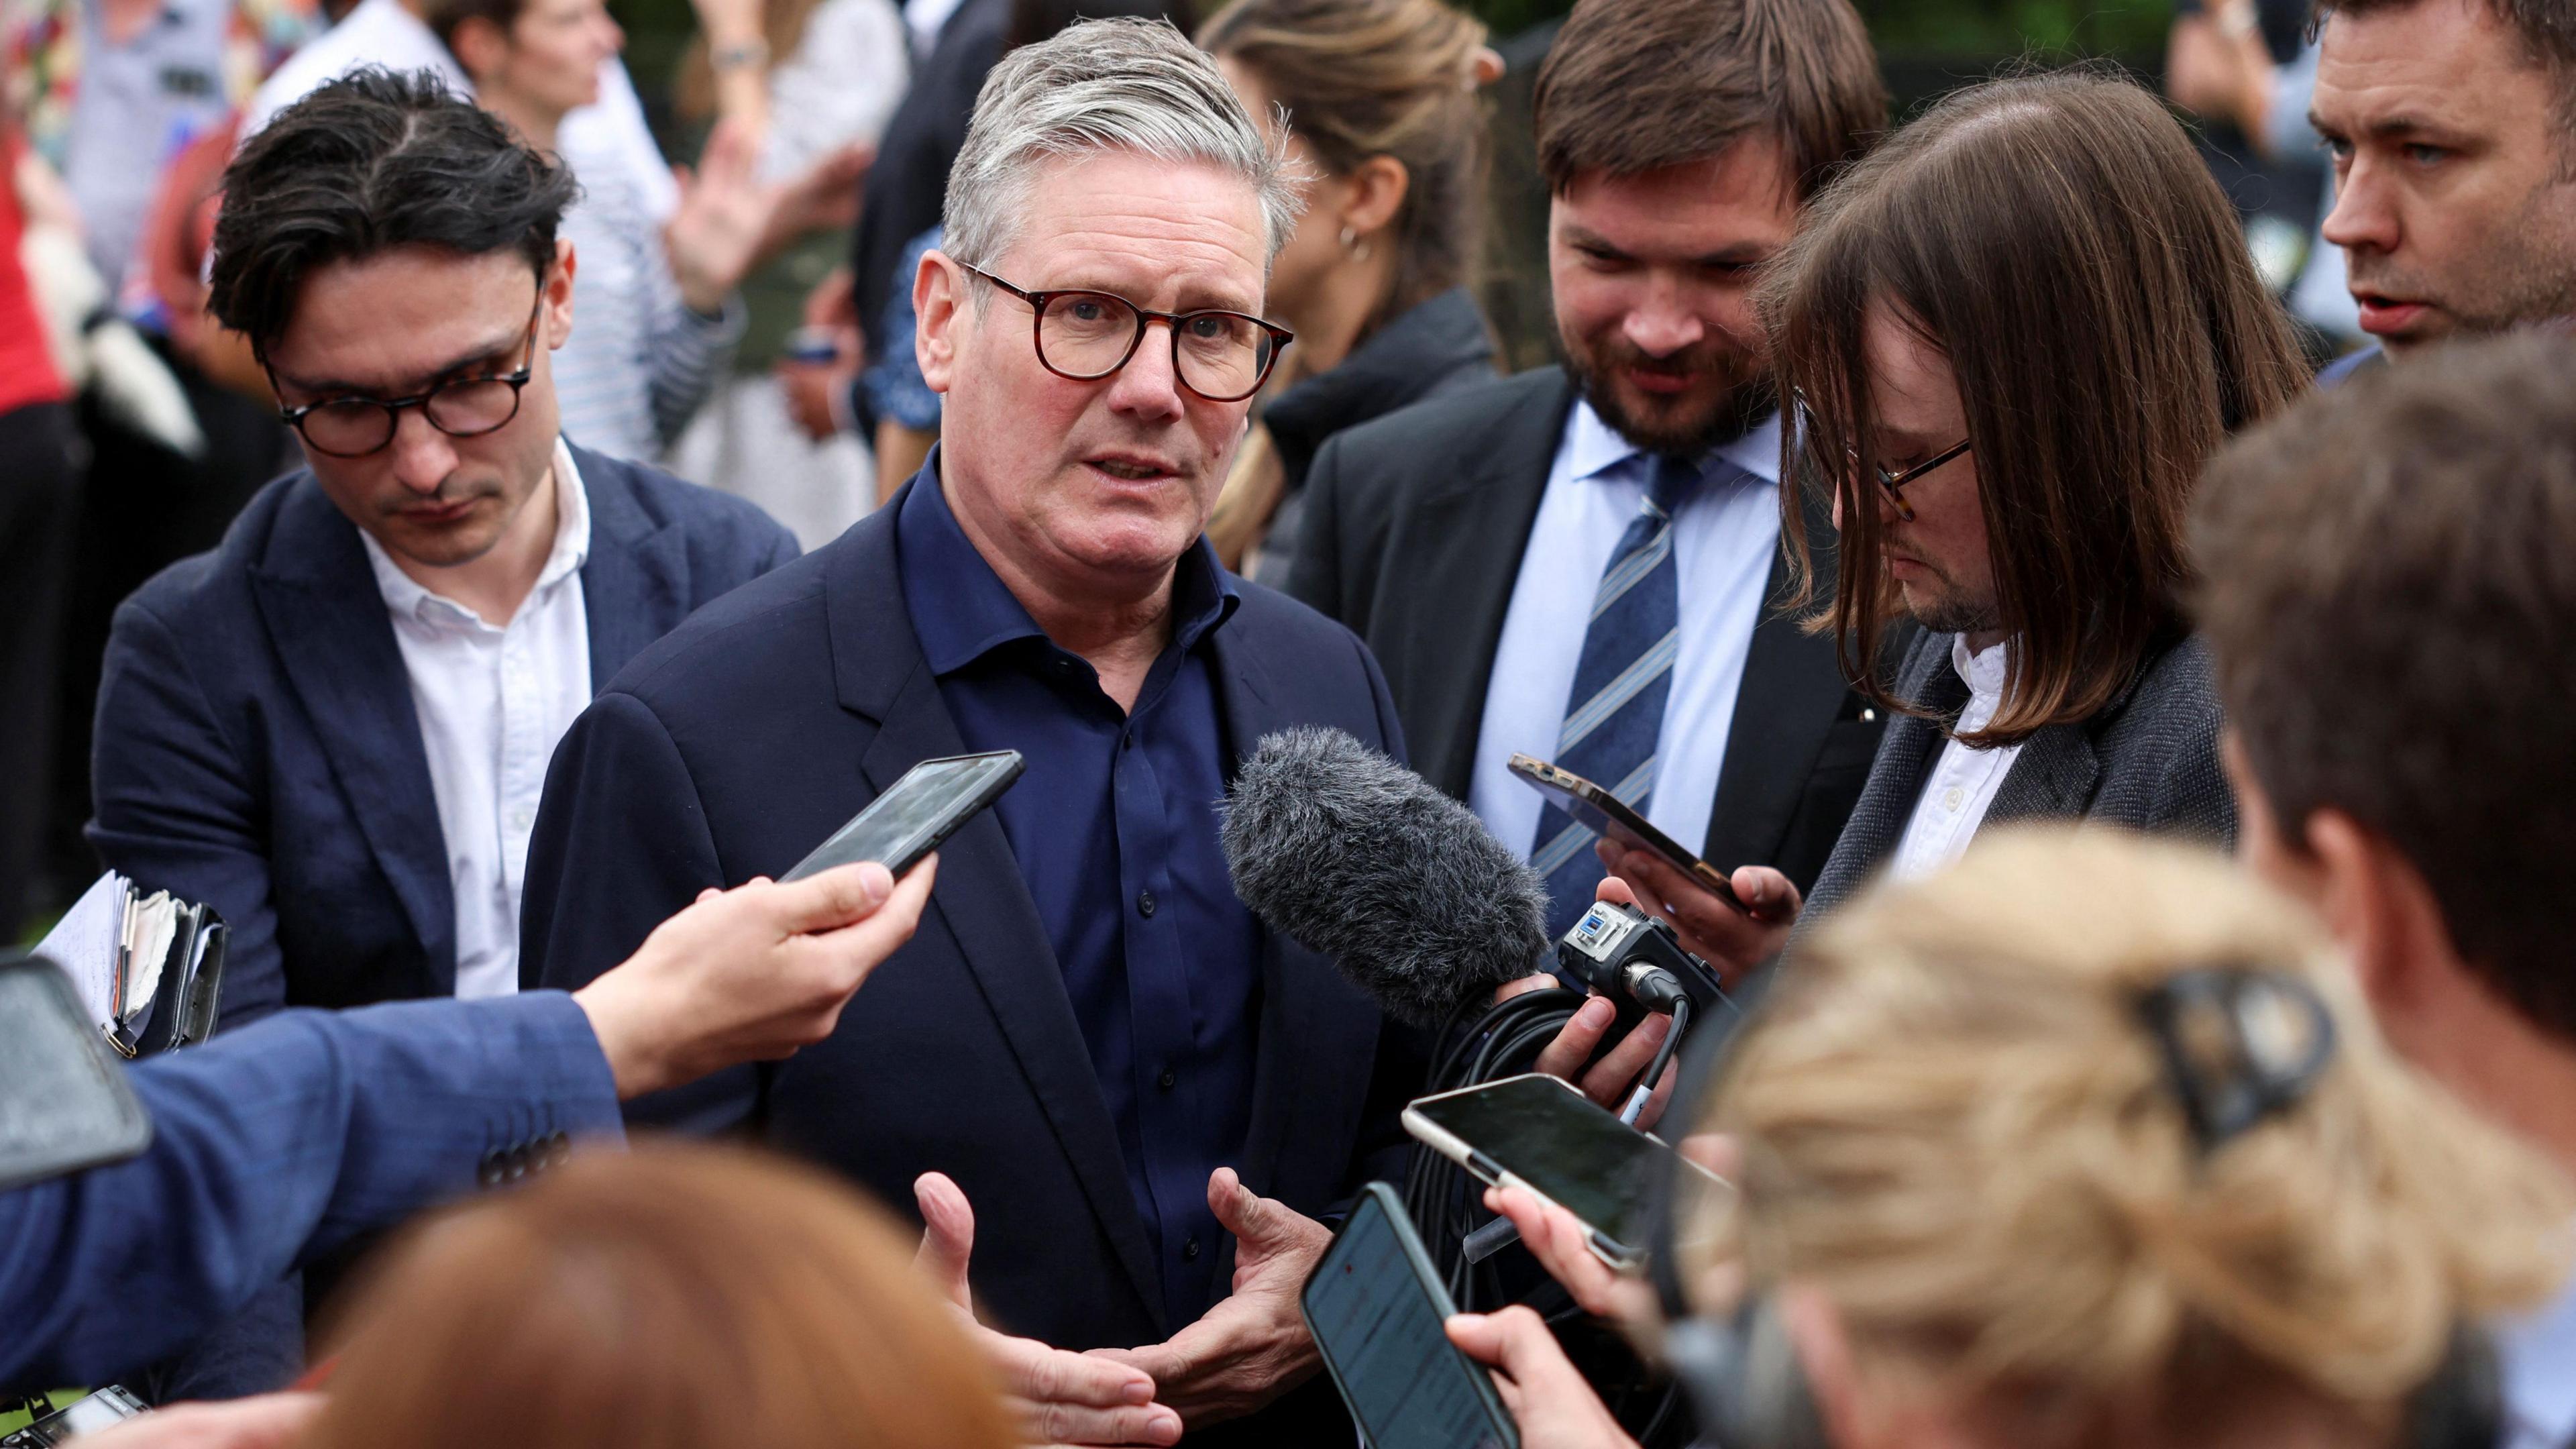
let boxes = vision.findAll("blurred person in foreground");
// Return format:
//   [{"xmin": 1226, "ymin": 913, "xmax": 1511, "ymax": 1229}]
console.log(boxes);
[
  {"xmin": 1197, "ymin": 0, "xmax": 1501, "ymax": 580},
  {"xmin": 523, "ymin": 18, "xmax": 1419, "ymax": 1445},
  {"xmin": 2196, "ymin": 331, "xmax": 2576, "ymax": 1444},
  {"xmin": 2310, "ymin": 0, "xmax": 2576, "ymax": 377},
  {"xmin": 1609, "ymin": 72, "xmax": 2308, "ymax": 979},
  {"xmin": 1452, "ymin": 828, "xmax": 2571, "ymax": 1449},
  {"xmin": 1287, "ymin": 0, "xmax": 1892, "ymax": 989},
  {"xmin": 3, "ymin": 858, "xmax": 936, "ymax": 1393}
]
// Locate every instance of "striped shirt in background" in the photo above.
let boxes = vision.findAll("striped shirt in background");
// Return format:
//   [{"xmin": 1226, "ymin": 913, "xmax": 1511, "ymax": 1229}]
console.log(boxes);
[{"xmin": 553, "ymin": 129, "xmax": 741, "ymax": 465}]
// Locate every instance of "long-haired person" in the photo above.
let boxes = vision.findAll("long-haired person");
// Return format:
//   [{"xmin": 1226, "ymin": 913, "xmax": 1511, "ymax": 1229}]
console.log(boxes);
[
  {"xmin": 292, "ymin": 1143, "xmax": 1018, "ymax": 1449},
  {"xmin": 1601, "ymin": 71, "xmax": 2311, "ymax": 977},
  {"xmin": 1454, "ymin": 828, "xmax": 2573, "ymax": 1449},
  {"xmin": 1199, "ymin": 0, "xmax": 1500, "ymax": 576}
]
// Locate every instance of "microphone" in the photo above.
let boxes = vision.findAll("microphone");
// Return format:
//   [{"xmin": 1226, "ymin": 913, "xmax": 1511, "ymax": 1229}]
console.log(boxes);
[{"xmin": 1221, "ymin": 727, "xmax": 1551, "ymax": 1028}]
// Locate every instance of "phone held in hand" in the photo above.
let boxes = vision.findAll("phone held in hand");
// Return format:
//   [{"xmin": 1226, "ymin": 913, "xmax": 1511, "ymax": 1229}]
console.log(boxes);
[
  {"xmin": 782, "ymin": 751, "xmax": 1026, "ymax": 883},
  {"xmin": 1403, "ymin": 1073, "xmax": 1728, "ymax": 1271},
  {"xmin": 1301, "ymin": 1182, "xmax": 1519, "ymax": 1449},
  {"xmin": 1507, "ymin": 755, "xmax": 1748, "ymax": 914}
]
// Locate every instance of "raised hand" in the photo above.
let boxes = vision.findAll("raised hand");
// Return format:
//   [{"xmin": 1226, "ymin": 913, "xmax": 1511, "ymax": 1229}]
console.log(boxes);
[
  {"xmin": 912, "ymin": 1173, "xmax": 1183, "ymax": 1448},
  {"xmin": 664, "ymin": 115, "xmax": 775, "ymax": 316}
]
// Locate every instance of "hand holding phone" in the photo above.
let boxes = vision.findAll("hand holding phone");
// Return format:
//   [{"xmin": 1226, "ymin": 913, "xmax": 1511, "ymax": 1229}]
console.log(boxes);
[
  {"xmin": 1301, "ymin": 1183, "xmax": 1519, "ymax": 1449},
  {"xmin": 1507, "ymin": 755, "xmax": 1747, "ymax": 915},
  {"xmin": 782, "ymin": 751, "xmax": 1024, "ymax": 883}
]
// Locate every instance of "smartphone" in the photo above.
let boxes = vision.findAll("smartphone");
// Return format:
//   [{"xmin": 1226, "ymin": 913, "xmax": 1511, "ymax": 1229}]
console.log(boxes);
[
  {"xmin": 782, "ymin": 751, "xmax": 1026, "ymax": 883},
  {"xmin": 1403, "ymin": 1073, "xmax": 1725, "ymax": 1269},
  {"xmin": 1508, "ymin": 754, "xmax": 1747, "ymax": 914},
  {"xmin": 0, "ymin": 953, "xmax": 153, "ymax": 1193},
  {"xmin": 0, "ymin": 1387, "xmax": 148, "ymax": 1447},
  {"xmin": 1301, "ymin": 1183, "xmax": 1519, "ymax": 1449}
]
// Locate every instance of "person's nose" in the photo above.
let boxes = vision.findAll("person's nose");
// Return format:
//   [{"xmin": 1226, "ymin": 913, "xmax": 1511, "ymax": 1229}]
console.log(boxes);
[
  {"xmin": 1102, "ymin": 319, "xmax": 1187, "ymax": 423},
  {"xmin": 1621, "ymin": 274, "xmax": 1708, "ymax": 359},
  {"xmin": 386, "ymin": 409, "xmax": 460, "ymax": 494},
  {"xmin": 2320, "ymin": 158, "xmax": 2399, "ymax": 258}
]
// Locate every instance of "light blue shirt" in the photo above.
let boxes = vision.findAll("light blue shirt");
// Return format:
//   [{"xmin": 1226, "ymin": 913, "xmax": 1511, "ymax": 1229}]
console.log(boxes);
[
  {"xmin": 2502, "ymin": 1269, "xmax": 2576, "ymax": 1449},
  {"xmin": 1467, "ymin": 399, "xmax": 1784, "ymax": 865}
]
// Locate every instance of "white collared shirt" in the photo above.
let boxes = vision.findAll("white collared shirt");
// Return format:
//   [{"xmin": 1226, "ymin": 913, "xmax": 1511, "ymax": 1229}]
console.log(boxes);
[
  {"xmin": 1468, "ymin": 400, "xmax": 1784, "ymax": 863},
  {"xmin": 1890, "ymin": 635, "xmax": 2025, "ymax": 880},
  {"xmin": 360, "ymin": 439, "xmax": 593, "ymax": 999}
]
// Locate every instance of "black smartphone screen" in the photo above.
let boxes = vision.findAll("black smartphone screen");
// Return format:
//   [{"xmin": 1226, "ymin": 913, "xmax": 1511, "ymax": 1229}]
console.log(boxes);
[
  {"xmin": 0, "ymin": 953, "xmax": 152, "ymax": 1193},
  {"xmin": 782, "ymin": 752, "xmax": 1024, "ymax": 883},
  {"xmin": 1302, "ymin": 1185, "xmax": 1517, "ymax": 1449},
  {"xmin": 1409, "ymin": 1075, "xmax": 1701, "ymax": 1254}
]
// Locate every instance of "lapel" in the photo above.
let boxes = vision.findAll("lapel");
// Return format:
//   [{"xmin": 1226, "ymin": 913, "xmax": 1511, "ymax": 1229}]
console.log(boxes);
[
  {"xmin": 1980, "ymin": 635, "xmax": 2167, "ymax": 828},
  {"xmin": 1702, "ymin": 482, "xmax": 1853, "ymax": 869},
  {"xmin": 1838, "ymin": 636, "xmax": 1964, "ymax": 874},
  {"xmin": 246, "ymin": 476, "xmax": 456, "ymax": 988},
  {"xmin": 1206, "ymin": 616, "xmax": 1377, "ymax": 1211},
  {"xmin": 569, "ymin": 447, "xmax": 694, "ymax": 690},
  {"xmin": 1403, "ymin": 368, "xmax": 1578, "ymax": 798},
  {"xmin": 824, "ymin": 489, "xmax": 1169, "ymax": 1334}
]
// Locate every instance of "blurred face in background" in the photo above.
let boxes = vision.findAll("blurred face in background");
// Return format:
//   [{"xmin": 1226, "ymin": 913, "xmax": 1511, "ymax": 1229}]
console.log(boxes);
[
  {"xmin": 1851, "ymin": 303, "xmax": 2000, "ymax": 645},
  {"xmin": 264, "ymin": 245, "xmax": 572, "ymax": 573},
  {"xmin": 919, "ymin": 150, "xmax": 1271, "ymax": 602},
  {"xmin": 2313, "ymin": 0, "xmax": 2576, "ymax": 353},
  {"xmin": 459, "ymin": 0, "xmax": 619, "ymax": 121},
  {"xmin": 1218, "ymin": 62, "xmax": 1340, "ymax": 332},
  {"xmin": 1548, "ymin": 138, "xmax": 1796, "ymax": 455}
]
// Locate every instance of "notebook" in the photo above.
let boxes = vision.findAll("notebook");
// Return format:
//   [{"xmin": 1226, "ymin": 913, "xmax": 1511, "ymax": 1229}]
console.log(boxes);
[{"xmin": 34, "ymin": 872, "xmax": 229, "ymax": 1057}]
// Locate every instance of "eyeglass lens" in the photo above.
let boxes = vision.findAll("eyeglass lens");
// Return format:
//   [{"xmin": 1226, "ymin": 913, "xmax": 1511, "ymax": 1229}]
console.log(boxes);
[
  {"xmin": 1036, "ymin": 292, "xmax": 1276, "ymax": 400},
  {"xmin": 298, "ymin": 377, "xmax": 525, "ymax": 458}
]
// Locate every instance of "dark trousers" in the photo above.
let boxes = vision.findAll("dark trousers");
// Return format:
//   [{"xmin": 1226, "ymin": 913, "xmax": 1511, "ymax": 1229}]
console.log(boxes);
[{"xmin": 1, "ymin": 401, "xmax": 80, "ymax": 940}]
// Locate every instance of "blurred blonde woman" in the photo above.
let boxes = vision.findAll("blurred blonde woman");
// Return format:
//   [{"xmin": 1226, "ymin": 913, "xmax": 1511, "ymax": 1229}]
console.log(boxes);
[
  {"xmin": 292, "ymin": 1142, "xmax": 1018, "ymax": 1449},
  {"xmin": 1455, "ymin": 828, "xmax": 2573, "ymax": 1449},
  {"xmin": 1199, "ymin": 0, "xmax": 1501, "ymax": 578}
]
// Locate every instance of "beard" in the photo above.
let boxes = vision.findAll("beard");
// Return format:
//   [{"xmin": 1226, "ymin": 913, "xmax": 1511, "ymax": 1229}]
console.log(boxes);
[
  {"xmin": 2350, "ymin": 178, "xmax": 2576, "ymax": 342},
  {"xmin": 1895, "ymin": 570, "xmax": 2002, "ymax": 639},
  {"xmin": 1560, "ymin": 326, "xmax": 1778, "ymax": 457}
]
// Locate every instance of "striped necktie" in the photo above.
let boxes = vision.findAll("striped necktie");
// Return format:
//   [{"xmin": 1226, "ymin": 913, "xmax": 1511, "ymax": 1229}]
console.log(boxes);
[{"xmin": 1531, "ymin": 452, "xmax": 1704, "ymax": 936}]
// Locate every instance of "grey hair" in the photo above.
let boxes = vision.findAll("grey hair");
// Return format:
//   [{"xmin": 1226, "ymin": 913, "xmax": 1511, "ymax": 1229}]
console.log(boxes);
[{"xmin": 941, "ymin": 16, "xmax": 1304, "ymax": 277}]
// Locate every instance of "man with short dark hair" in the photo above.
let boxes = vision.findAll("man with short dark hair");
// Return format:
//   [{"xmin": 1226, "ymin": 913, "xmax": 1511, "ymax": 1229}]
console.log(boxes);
[
  {"xmin": 1289, "ymin": 0, "xmax": 1889, "ymax": 1048},
  {"xmin": 2194, "ymin": 331, "xmax": 2576, "ymax": 1448},
  {"xmin": 2310, "ymin": 0, "xmax": 2576, "ymax": 375},
  {"xmin": 91, "ymin": 68, "xmax": 798, "ymax": 1031}
]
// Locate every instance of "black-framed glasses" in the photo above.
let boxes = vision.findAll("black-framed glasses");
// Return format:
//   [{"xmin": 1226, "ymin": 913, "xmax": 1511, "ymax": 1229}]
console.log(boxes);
[
  {"xmin": 960, "ymin": 263, "xmax": 1293, "ymax": 403},
  {"xmin": 1790, "ymin": 389, "xmax": 1970, "ymax": 524},
  {"xmin": 270, "ymin": 291, "xmax": 545, "ymax": 458}
]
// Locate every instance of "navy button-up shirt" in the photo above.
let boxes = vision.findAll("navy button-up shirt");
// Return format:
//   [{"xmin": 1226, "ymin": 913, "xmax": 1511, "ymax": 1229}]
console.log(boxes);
[{"xmin": 896, "ymin": 466, "xmax": 1264, "ymax": 1329}]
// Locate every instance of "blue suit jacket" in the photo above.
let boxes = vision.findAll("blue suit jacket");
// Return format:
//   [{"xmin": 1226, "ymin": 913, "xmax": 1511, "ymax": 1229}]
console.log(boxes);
[
  {"xmin": 519, "ymin": 487, "xmax": 1424, "ymax": 1438},
  {"xmin": 88, "ymin": 447, "xmax": 798, "ymax": 1026},
  {"xmin": 0, "ymin": 992, "xmax": 621, "ymax": 1392}
]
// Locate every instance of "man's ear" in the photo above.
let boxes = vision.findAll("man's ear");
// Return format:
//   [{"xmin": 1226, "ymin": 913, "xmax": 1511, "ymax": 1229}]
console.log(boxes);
[
  {"xmin": 450, "ymin": 15, "xmax": 510, "ymax": 83},
  {"xmin": 2302, "ymin": 808, "xmax": 2456, "ymax": 1020},
  {"xmin": 915, "ymin": 250, "xmax": 963, "ymax": 395},
  {"xmin": 543, "ymin": 238, "xmax": 578, "ymax": 347}
]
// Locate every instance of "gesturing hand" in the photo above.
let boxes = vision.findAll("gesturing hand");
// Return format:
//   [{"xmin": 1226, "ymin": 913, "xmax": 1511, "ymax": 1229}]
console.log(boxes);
[
  {"xmin": 1089, "ymin": 1167, "xmax": 1330, "ymax": 1428},
  {"xmin": 665, "ymin": 115, "xmax": 775, "ymax": 316},
  {"xmin": 912, "ymin": 1173, "xmax": 1183, "ymax": 1448},
  {"xmin": 1446, "ymin": 1306, "xmax": 1639, "ymax": 1449}
]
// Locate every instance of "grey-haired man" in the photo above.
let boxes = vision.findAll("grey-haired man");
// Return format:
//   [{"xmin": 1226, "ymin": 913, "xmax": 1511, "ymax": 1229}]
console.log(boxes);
[{"xmin": 520, "ymin": 18, "xmax": 1419, "ymax": 1446}]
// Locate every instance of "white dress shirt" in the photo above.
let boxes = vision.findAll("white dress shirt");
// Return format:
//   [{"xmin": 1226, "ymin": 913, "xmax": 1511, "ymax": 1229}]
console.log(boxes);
[
  {"xmin": 242, "ymin": 0, "xmax": 678, "ymax": 222},
  {"xmin": 1468, "ymin": 401, "xmax": 1784, "ymax": 864},
  {"xmin": 1890, "ymin": 635, "xmax": 2025, "ymax": 880},
  {"xmin": 360, "ymin": 439, "xmax": 593, "ymax": 1000}
]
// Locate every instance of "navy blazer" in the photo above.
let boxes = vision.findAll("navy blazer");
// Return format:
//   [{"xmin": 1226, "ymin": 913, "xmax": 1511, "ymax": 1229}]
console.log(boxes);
[
  {"xmin": 1, "ymin": 992, "xmax": 621, "ymax": 1393},
  {"xmin": 87, "ymin": 446, "xmax": 798, "ymax": 1026},
  {"xmin": 520, "ymin": 487, "xmax": 1424, "ymax": 1437}
]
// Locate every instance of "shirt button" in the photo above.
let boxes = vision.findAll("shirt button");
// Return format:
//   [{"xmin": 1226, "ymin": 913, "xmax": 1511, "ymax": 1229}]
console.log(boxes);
[
  {"xmin": 1182, "ymin": 1236, "xmax": 1201, "ymax": 1260},
  {"xmin": 1943, "ymin": 786, "xmax": 1965, "ymax": 812},
  {"xmin": 1158, "ymin": 1067, "xmax": 1177, "ymax": 1091},
  {"xmin": 1137, "ymin": 890, "xmax": 1157, "ymax": 918}
]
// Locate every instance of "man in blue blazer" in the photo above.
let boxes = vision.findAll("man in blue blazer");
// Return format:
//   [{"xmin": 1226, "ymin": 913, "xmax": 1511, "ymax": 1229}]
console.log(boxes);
[
  {"xmin": 87, "ymin": 71, "xmax": 797, "ymax": 1032},
  {"xmin": 523, "ymin": 23, "xmax": 1419, "ymax": 1447}
]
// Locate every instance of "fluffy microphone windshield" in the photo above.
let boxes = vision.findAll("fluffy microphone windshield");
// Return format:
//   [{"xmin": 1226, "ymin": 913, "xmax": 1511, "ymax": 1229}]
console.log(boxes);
[{"xmin": 1223, "ymin": 727, "xmax": 1552, "ymax": 1028}]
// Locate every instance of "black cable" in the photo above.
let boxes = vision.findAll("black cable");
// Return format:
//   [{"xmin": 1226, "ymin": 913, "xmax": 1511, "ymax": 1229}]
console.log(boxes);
[{"xmin": 1624, "ymin": 996, "xmax": 1690, "ymax": 1124}]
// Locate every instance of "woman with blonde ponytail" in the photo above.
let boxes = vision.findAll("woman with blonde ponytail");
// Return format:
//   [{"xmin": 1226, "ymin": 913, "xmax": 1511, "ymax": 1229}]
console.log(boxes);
[
  {"xmin": 1453, "ymin": 827, "xmax": 2572, "ymax": 1449},
  {"xmin": 1199, "ymin": 0, "xmax": 1501, "ymax": 577}
]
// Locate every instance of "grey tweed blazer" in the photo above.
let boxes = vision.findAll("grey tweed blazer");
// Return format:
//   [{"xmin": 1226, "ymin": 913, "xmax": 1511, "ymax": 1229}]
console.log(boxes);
[{"xmin": 1801, "ymin": 627, "xmax": 2236, "ymax": 920}]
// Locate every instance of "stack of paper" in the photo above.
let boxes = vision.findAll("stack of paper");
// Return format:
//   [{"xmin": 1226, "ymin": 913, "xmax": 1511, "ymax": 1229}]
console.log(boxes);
[{"xmin": 34, "ymin": 872, "xmax": 229, "ymax": 1057}]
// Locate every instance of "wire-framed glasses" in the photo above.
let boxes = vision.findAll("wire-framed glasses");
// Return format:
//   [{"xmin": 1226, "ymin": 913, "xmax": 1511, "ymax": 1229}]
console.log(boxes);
[
  {"xmin": 960, "ymin": 263, "xmax": 1293, "ymax": 403},
  {"xmin": 1790, "ymin": 389, "xmax": 1971, "ymax": 523},
  {"xmin": 271, "ymin": 292, "xmax": 545, "ymax": 459}
]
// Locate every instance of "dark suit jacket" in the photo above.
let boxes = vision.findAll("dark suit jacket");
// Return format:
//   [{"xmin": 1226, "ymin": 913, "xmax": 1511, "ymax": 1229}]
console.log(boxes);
[
  {"xmin": 1802, "ymin": 628, "xmax": 2237, "ymax": 918},
  {"xmin": 2, "ymin": 991, "xmax": 621, "ymax": 1393},
  {"xmin": 518, "ymin": 492, "xmax": 1421, "ymax": 1442},
  {"xmin": 88, "ymin": 446, "xmax": 799, "ymax": 1027},
  {"xmin": 1287, "ymin": 366, "xmax": 1886, "ymax": 893}
]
